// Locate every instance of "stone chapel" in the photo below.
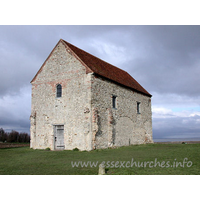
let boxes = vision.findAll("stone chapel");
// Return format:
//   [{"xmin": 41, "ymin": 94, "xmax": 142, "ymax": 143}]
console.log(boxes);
[{"xmin": 30, "ymin": 39, "xmax": 153, "ymax": 150}]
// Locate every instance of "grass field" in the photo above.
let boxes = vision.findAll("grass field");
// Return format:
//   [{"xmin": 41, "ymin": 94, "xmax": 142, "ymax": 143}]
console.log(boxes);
[{"xmin": 0, "ymin": 143, "xmax": 199, "ymax": 175}]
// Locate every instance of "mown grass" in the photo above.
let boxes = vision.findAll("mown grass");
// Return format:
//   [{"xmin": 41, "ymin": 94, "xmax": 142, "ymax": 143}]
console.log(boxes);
[{"xmin": 0, "ymin": 143, "xmax": 199, "ymax": 175}]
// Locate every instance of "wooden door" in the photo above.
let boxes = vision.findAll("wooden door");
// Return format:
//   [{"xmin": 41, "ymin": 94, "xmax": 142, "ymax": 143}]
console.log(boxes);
[{"xmin": 54, "ymin": 125, "xmax": 65, "ymax": 150}]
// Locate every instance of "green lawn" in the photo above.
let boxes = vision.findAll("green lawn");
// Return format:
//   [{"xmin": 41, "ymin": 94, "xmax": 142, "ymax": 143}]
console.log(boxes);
[{"xmin": 0, "ymin": 143, "xmax": 199, "ymax": 175}]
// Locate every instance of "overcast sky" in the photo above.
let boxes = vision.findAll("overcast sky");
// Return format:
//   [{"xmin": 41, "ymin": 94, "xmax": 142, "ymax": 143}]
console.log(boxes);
[{"xmin": 1, "ymin": 25, "xmax": 200, "ymax": 140}]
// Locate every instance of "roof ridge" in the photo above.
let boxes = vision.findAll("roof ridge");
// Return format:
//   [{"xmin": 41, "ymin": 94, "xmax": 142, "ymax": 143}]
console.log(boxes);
[
  {"xmin": 32, "ymin": 39, "xmax": 151, "ymax": 97},
  {"xmin": 61, "ymin": 39, "xmax": 129, "ymax": 75},
  {"xmin": 60, "ymin": 39, "xmax": 93, "ymax": 74},
  {"xmin": 61, "ymin": 39, "xmax": 151, "ymax": 97}
]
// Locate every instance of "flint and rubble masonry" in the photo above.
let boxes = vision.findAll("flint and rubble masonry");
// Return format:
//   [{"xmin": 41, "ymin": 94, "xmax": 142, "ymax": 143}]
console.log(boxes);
[{"xmin": 30, "ymin": 40, "xmax": 153, "ymax": 151}]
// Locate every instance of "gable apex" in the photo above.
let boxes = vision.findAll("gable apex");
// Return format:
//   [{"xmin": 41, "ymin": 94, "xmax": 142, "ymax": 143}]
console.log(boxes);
[
  {"xmin": 31, "ymin": 39, "xmax": 151, "ymax": 97},
  {"xmin": 31, "ymin": 39, "xmax": 93, "ymax": 83},
  {"xmin": 30, "ymin": 39, "xmax": 63, "ymax": 83}
]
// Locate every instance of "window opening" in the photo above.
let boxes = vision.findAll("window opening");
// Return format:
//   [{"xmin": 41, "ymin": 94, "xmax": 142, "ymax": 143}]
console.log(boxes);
[
  {"xmin": 56, "ymin": 84, "xmax": 62, "ymax": 98},
  {"xmin": 137, "ymin": 102, "xmax": 140, "ymax": 114},
  {"xmin": 112, "ymin": 95, "xmax": 117, "ymax": 109}
]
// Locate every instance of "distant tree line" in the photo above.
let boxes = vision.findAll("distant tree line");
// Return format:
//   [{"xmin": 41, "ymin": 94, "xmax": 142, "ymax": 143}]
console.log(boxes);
[{"xmin": 0, "ymin": 128, "xmax": 30, "ymax": 143}]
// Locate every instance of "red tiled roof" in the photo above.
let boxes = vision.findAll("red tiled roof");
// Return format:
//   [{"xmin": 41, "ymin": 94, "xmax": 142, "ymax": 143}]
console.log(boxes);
[{"xmin": 62, "ymin": 39, "xmax": 152, "ymax": 97}]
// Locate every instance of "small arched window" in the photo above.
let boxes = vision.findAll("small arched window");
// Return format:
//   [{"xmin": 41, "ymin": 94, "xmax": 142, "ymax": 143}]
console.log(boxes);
[
  {"xmin": 56, "ymin": 84, "xmax": 62, "ymax": 98},
  {"xmin": 112, "ymin": 95, "xmax": 117, "ymax": 109}
]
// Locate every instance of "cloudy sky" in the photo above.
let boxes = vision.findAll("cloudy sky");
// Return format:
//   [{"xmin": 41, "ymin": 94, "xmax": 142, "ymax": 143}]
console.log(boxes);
[{"xmin": 1, "ymin": 25, "xmax": 200, "ymax": 140}]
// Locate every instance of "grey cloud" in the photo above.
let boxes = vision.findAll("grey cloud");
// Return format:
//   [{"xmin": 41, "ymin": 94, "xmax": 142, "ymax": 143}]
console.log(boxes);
[
  {"xmin": 153, "ymin": 115, "xmax": 200, "ymax": 139},
  {"xmin": 120, "ymin": 26, "xmax": 200, "ymax": 97},
  {"xmin": 1, "ymin": 25, "xmax": 200, "ymax": 138},
  {"xmin": 1, "ymin": 25, "xmax": 200, "ymax": 97},
  {"xmin": 0, "ymin": 115, "xmax": 29, "ymax": 133},
  {"xmin": 67, "ymin": 26, "xmax": 200, "ymax": 98},
  {"xmin": 0, "ymin": 25, "xmax": 119, "ymax": 97},
  {"xmin": 0, "ymin": 105, "xmax": 30, "ymax": 133}
]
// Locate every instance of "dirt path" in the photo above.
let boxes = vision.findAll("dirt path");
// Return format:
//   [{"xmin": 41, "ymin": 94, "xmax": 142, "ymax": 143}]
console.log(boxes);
[{"xmin": 0, "ymin": 143, "xmax": 30, "ymax": 149}]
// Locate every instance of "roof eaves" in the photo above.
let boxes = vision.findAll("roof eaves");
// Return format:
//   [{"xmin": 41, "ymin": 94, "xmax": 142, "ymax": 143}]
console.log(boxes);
[
  {"xmin": 94, "ymin": 73, "xmax": 152, "ymax": 97},
  {"xmin": 62, "ymin": 39, "xmax": 152, "ymax": 97}
]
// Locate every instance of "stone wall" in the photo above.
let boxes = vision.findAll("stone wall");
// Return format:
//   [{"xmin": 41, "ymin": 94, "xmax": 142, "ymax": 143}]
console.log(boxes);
[
  {"xmin": 91, "ymin": 75, "xmax": 153, "ymax": 149},
  {"xmin": 30, "ymin": 40, "xmax": 153, "ymax": 151},
  {"xmin": 30, "ymin": 41, "xmax": 93, "ymax": 150}
]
